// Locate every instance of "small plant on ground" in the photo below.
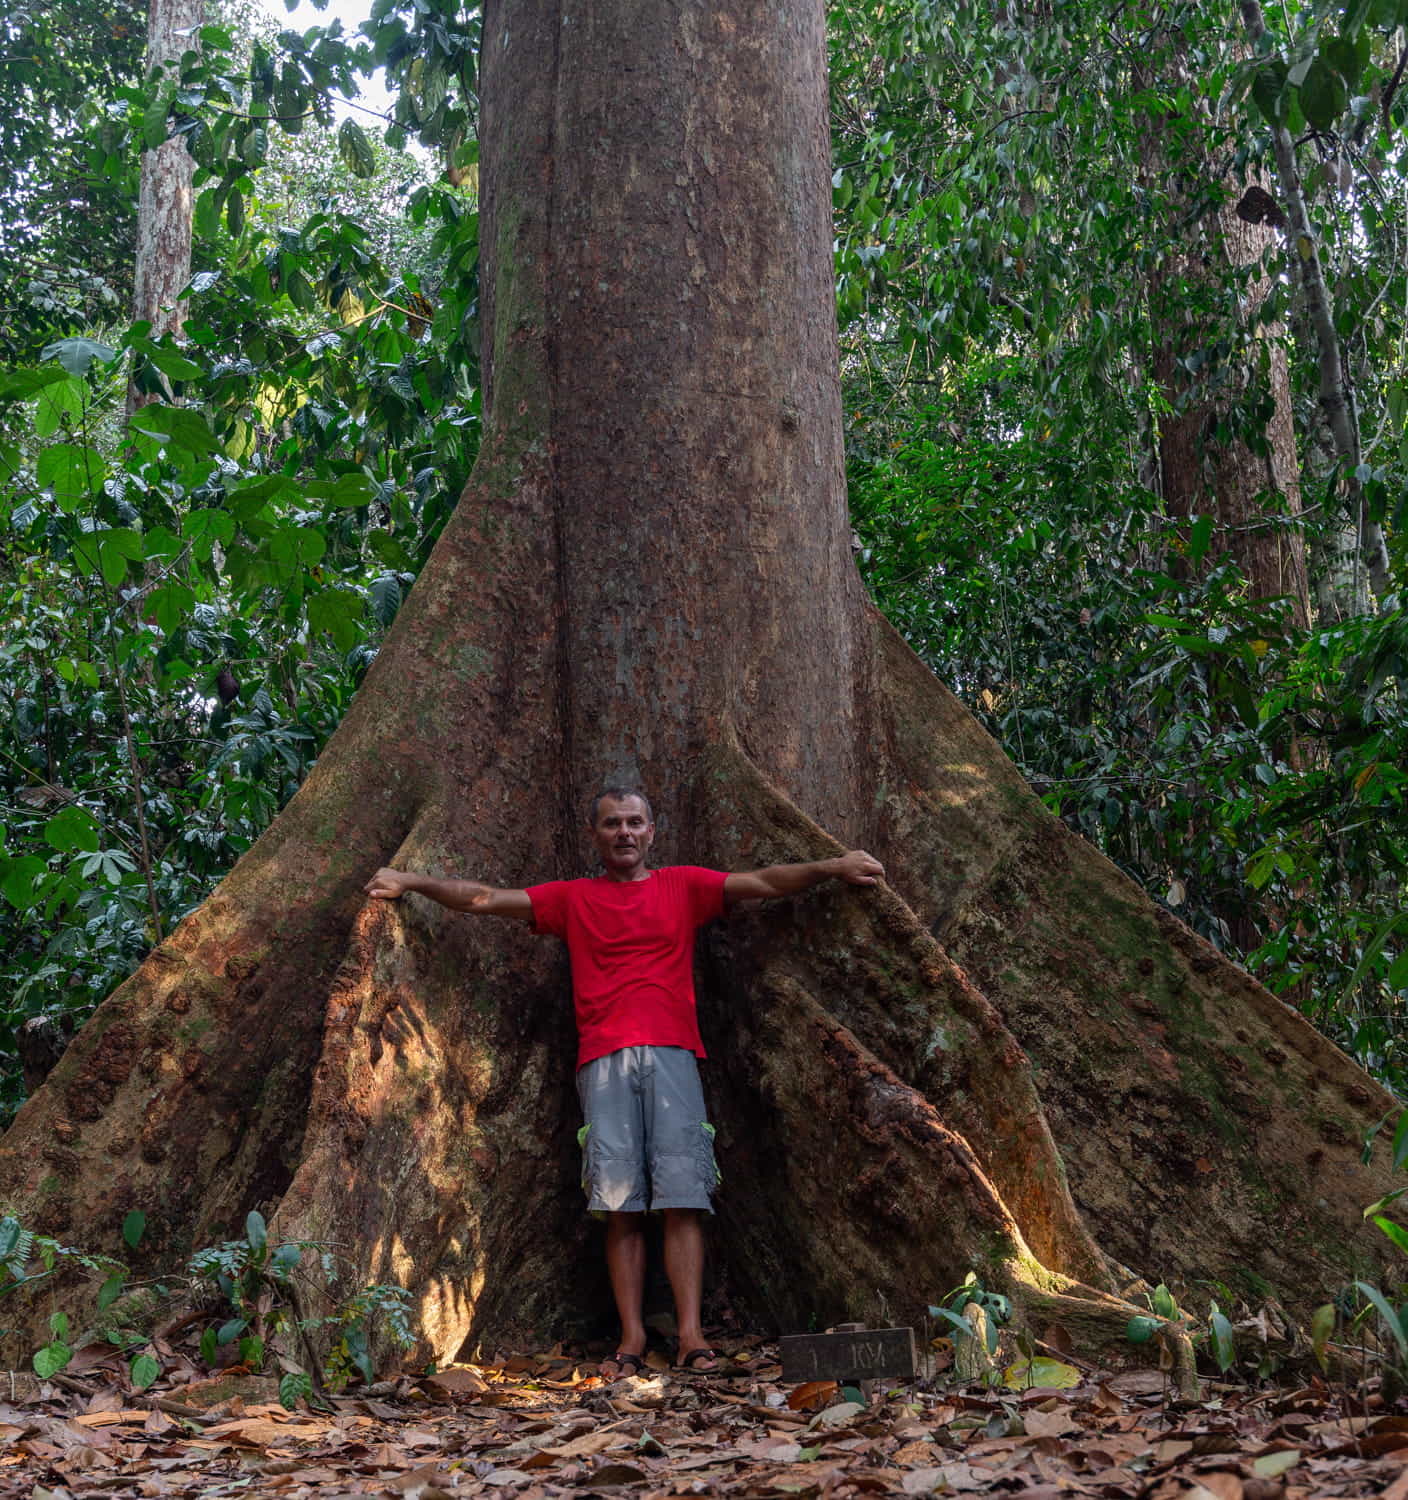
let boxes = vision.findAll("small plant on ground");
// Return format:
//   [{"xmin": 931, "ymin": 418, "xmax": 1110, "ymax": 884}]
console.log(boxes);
[{"xmin": 187, "ymin": 1210, "xmax": 415, "ymax": 1405}]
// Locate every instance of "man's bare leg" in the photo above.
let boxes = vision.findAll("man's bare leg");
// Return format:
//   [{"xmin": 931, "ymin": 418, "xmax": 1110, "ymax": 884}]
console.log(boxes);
[
  {"xmin": 602, "ymin": 1211, "xmax": 647, "ymax": 1375},
  {"xmin": 663, "ymin": 1208, "xmax": 717, "ymax": 1369}
]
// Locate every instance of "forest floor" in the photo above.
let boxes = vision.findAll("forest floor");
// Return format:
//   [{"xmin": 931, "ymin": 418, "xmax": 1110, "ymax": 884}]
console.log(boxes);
[{"xmin": 2, "ymin": 1335, "xmax": 1408, "ymax": 1499}]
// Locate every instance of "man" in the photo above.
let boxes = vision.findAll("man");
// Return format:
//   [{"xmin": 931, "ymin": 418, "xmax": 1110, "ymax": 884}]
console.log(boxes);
[{"xmin": 364, "ymin": 789, "xmax": 883, "ymax": 1377}]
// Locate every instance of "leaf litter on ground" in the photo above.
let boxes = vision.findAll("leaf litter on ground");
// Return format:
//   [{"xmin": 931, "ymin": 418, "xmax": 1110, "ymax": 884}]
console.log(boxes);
[{"xmin": 4, "ymin": 1337, "xmax": 1408, "ymax": 1498}]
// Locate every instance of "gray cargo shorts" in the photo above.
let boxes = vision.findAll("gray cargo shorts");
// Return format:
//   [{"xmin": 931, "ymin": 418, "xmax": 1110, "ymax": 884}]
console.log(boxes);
[{"xmin": 575, "ymin": 1045, "xmax": 721, "ymax": 1214}]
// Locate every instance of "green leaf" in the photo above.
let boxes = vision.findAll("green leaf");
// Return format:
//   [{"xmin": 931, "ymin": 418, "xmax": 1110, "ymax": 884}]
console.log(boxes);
[
  {"xmin": 1322, "ymin": 33, "xmax": 1369, "ymax": 88},
  {"xmin": 304, "ymin": 473, "xmax": 375, "ymax": 507},
  {"xmin": 307, "ymin": 587, "xmax": 363, "ymax": 653},
  {"xmin": 199, "ymin": 1325, "xmax": 218, "ymax": 1366},
  {"xmin": 226, "ymin": 185, "xmax": 245, "ymax": 237},
  {"xmin": 217, "ymin": 1318, "xmax": 247, "ymax": 1345},
  {"xmin": 97, "ymin": 1272, "xmax": 126, "ymax": 1313},
  {"xmin": 1356, "ymin": 1280, "xmax": 1408, "ymax": 1357},
  {"xmin": 1311, "ymin": 1303, "xmax": 1335, "ymax": 1369},
  {"xmin": 1152, "ymin": 1283, "xmax": 1179, "ymax": 1319},
  {"xmin": 1373, "ymin": 1215, "xmax": 1408, "ymax": 1257},
  {"xmin": 238, "ymin": 1334, "xmax": 265, "ymax": 1369},
  {"xmin": 36, "ymin": 443, "xmax": 104, "ymax": 510},
  {"xmin": 1251, "ymin": 60, "xmax": 1288, "ymax": 124},
  {"xmin": 41, "ymin": 337, "xmax": 118, "ymax": 377},
  {"xmin": 122, "ymin": 1210, "xmax": 146, "ymax": 1250},
  {"xmin": 147, "ymin": 347, "xmax": 204, "ymax": 382},
  {"xmin": 1126, "ymin": 1315, "xmax": 1160, "ymax": 1344},
  {"xmin": 44, "ymin": 806, "xmax": 100, "ymax": 854},
  {"xmin": 338, "ymin": 118, "xmax": 377, "ymax": 178},
  {"xmin": 1186, "ymin": 515, "xmax": 1214, "ymax": 565},
  {"xmin": 279, "ymin": 1370, "xmax": 312, "ymax": 1409},
  {"xmin": 1, "ymin": 855, "xmax": 48, "ymax": 910},
  {"xmin": 1392, "ymin": 1110, "xmax": 1408, "ymax": 1171},
  {"xmin": 194, "ymin": 188, "xmax": 221, "ymax": 240},
  {"xmin": 245, "ymin": 1210, "xmax": 267, "ymax": 1253},
  {"xmin": 142, "ymin": 93, "xmax": 170, "ymax": 149},
  {"xmin": 272, "ymin": 1242, "xmax": 302, "ymax": 1277},
  {"xmin": 1299, "ymin": 58, "xmax": 1348, "ymax": 131},
  {"xmin": 1002, "ymin": 1355, "xmax": 1081, "ymax": 1389},
  {"xmin": 130, "ymin": 1353, "xmax": 160, "ymax": 1390},
  {"xmin": 1208, "ymin": 1302, "xmax": 1235, "ymax": 1373},
  {"xmin": 129, "ymin": 404, "xmax": 219, "ymax": 457},
  {"xmin": 33, "ymin": 377, "xmax": 85, "ymax": 438},
  {"xmin": 33, "ymin": 1341, "xmax": 72, "ymax": 1379}
]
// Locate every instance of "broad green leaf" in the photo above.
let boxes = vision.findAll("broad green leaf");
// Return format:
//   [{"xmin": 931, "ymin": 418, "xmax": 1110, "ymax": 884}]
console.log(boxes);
[
  {"xmin": 33, "ymin": 377, "xmax": 85, "ymax": 438},
  {"xmin": 44, "ymin": 806, "xmax": 100, "ymax": 854},
  {"xmin": 238, "ymin": 1334, "xmax": 265, "ymax": 1369},
  {"xmin": 33, "ymin": 1341, "xmax": 71, "ymax": 1379},
  {"xmin": 130, "ymin": 1353, "xmax": 161, "ymax": 1390},
  {"xmin": 41, "ymin": 337, "xmax": 117, "ymax": 377},
  {"xmin": 199, "ymin": 1325, "xmax": 218, "ymax": 1366},
  {"xmin": 217, "ymin": 1318, "xmax": 247, "ymax": 1345},
  {"xmin": 1152, "ymin": 1283, "xmax": 1178, "ymax": 1319},
  {"xmin": 338, "ymin": 118, "xmax": 377, "ymax": 178},
  {"xmin": 307, "ymin": 587, "xmax": 363, "ymax": 653},
  {"xmin": 122, "ymin": 1210, "xmax": 146, "ymax": 1249},
  {"xmin": 245, "ymin": 1210, "xmax": 267, "ymax": 1252},
  {"xmin": 147, "ymin": 347, "xmax": 204, "ymax": 382},
  {"xmin": 1186, "ymin": 515, "xmax": 1214, "ymax": 565},
  {"xmin": 1002, "ymin": 1355, "xmax": 1080, "ymax": 1389},
  {"xmin": 1, "ymin": 856, "xmax": 48, "ymax": 910},
  {"xmin": 36, "ymin": 443, "xmax": 104, "ymax": 510},
  {"xmin": 1125, "ymin": 1315, "xmax": 1159, "ymax": 1344},
  {"xmin": 97, "ymin": 1272, "xmax": 125, "ymax": 1313},
  {"xmin": 0, "ymin": 366, "xmax": 71, "ymax": 402},
  {"xmin": 1299, "ymin": 58, "xmax": 1347, "ymax": 131},
  {"xmin": 304, "ymin": 473, "xmax": 375, "ymax": 507},
  {"xmin": 129, "ymin": 404, "xmax": 219, "ymax": 457}
]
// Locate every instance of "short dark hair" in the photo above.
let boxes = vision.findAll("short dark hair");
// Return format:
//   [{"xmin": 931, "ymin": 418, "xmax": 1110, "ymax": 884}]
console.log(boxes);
[{"xmin": 588, "ymin": 787, "xmax": 654, "ymax": 826}]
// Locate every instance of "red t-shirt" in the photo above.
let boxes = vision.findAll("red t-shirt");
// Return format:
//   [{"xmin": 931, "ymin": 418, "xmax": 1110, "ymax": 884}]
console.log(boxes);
[{"xmin": 526, "ymin": 866, "xmax": 728, "ymax": 1068}]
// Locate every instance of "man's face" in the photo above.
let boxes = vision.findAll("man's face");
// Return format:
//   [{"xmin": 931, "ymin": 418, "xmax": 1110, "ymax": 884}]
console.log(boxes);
[{"xmin": 590, "ymin": 795, "xmax": 655, "ymax": 881}]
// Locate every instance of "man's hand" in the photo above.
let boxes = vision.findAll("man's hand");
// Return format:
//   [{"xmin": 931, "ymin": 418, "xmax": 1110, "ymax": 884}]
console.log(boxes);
[
  {"xmin": 363, "ymin": 866, "xmax": 534, "ymax": 920},
  {"xmin": 365, "ymin": 867, "xmax": 414, "ymax": 900},
  {"xmin": 835, "ymin": 850, "xmax": 884, "ymax": 886},
  {"xmin": 723, "ymin": 850, "xmax": 886, "ymax": 908}
]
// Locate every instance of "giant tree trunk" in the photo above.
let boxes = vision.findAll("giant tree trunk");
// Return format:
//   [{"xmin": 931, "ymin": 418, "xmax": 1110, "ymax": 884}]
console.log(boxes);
[{"xmin": 0, "ymin": 0, "xmax": 1399, "ymax": 1371}]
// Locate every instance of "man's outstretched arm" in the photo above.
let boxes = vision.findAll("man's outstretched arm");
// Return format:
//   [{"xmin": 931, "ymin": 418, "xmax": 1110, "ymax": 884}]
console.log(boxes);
[
  {"xmin": 723, "ymin": 850, "xmax": 884, "ymax": 910},
  {"xmin": 364, "ymin": 867, "xmax": 534, "ymax": 921}
]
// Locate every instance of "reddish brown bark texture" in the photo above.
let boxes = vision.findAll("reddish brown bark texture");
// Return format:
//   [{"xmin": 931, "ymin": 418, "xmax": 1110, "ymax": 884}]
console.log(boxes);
[{"xmin": 0, "ymin": 0, "xmax": 1398, "ymax": 1369}]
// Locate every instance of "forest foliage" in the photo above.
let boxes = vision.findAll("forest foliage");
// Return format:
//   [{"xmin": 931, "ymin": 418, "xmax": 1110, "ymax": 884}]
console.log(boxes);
[{"xmin": 1, "ymin": 0, "xmax": 1407, "ymax": 1117}]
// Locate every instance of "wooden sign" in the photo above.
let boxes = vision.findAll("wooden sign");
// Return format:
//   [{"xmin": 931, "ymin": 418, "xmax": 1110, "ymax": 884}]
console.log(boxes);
[{"xmin": 780, "ymin": 1326, "xmax": 916, "ymax": 1384}]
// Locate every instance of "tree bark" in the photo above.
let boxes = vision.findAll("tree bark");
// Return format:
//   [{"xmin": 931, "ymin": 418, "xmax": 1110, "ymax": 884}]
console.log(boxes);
[
  {"xmin": 0, "ymin": 0, "xmax": 1401, "ymax": 1374},
  {"xmin": 127, "ymin": 0, "xmax": 200, "ymax": 413},
  {"xmin": 1240, "ymin": 0, "xmax": 1391, "ymax": 604},
  {"xmin": 1148, "ymin": 130, "xmax": 1310, "ymax": 624}
]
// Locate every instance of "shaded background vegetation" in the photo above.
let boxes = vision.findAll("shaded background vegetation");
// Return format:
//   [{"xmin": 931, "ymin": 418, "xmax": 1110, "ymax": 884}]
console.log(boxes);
[{"xmin": 2, "ymin": 0, "xmax": 1407, "ymax": 1117}]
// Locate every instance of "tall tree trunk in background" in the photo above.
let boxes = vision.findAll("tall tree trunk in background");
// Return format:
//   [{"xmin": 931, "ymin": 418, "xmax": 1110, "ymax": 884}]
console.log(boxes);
[
  {"xmin": 127, "ymin": 0, "xmax": 200, "ymax": 413},
  {"xmin": 1150, "ymin": 169, "xmax": 1310, "ymax": 626},
  {"xmin": 0, "ymin": 0, "xmax": 1400, "ymax": 1374}
]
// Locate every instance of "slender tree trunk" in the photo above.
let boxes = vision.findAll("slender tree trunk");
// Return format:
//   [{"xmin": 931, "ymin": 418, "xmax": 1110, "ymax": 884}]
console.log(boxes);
[
  {"xmin": 127, "ymin": 0, "xmax": 201, "ymax": 413},
  {"xmin": 1240, "ymin": 0, "xmax": 1391, "ymax": 603},
  {"xmin": 0, "ymin": 0, "xmax": 1400, "ymax": 1374}
]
